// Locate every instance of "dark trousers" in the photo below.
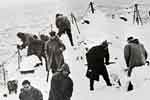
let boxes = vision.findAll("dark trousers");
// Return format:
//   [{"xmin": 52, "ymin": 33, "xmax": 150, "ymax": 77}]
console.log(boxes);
[
  {"xmin": 90, "ymin": 66, "xmax": 112, "ymax": 90},
  {"xmin": 58, "ymin": 29, "xmax": 74, "ymax": 46}
]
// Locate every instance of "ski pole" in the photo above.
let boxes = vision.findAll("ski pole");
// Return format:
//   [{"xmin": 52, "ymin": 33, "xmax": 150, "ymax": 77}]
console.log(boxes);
[
  {"xmin": 17, "ymin": 48, "xmax": 21, "ymax": 69},
  {"xmin": 71, "ymin": 13, "xmax": 81, "ymax": 34},
  {"xmin": 46, "ymin": 69, "xmax": 50, "ymax": 82}
]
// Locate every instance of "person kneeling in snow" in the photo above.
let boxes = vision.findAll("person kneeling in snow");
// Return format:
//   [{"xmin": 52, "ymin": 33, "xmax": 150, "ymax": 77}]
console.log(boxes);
[
  {"xmin": 19, "ymin": 80, "xmax": 43, "ymax": 100},
  {"xmin": 86, "ymin": 40, "xmax": 112, "ymax": 91},
  {"xmin": 48, "ymin": 63, "xmax": 73, "ymax": 100}
]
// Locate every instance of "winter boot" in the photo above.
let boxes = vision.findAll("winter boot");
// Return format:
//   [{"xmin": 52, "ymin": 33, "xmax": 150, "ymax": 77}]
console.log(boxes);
[{"xmin": 127, "ymin": 81, "xmax": 133, "ymax": 91}]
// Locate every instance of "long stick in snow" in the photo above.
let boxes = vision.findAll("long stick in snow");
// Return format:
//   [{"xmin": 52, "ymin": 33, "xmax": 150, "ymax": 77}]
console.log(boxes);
[
  {"xmin": 17, "ymin": 48, "xmax": 21, "ymax": 69},
  {"xmin": 71, "ymin": 13, "xmax": 80, "ymax": 34},
  {"xmin": 46, "ymin": 70, "xmax": 50, "ymax": 82}
]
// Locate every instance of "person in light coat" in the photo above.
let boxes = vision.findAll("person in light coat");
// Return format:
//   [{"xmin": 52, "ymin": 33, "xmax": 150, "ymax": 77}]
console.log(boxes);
[{"xmin": 45, "ymin": 31, "xmax": 66, "ymax": 73}]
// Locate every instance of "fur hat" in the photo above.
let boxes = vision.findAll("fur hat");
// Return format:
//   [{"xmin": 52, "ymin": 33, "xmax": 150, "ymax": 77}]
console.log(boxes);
[
  {"xmin": 22, "ymin": 80, "xmax": 30, "ymax": 85},
  {"xmin": 101, "ymin": 40, "xmax": 109, "ymax": 47},
  {"xmin": 127, "ymin": 36, "xmax": 134, "ymax": 42},
  {"xmin": 56, "ymin": 13, "xmax": 63, "ymax": 18},
  {"xmin": 49, "ymin": 31, "xmax": 56, "ymax": 36}
]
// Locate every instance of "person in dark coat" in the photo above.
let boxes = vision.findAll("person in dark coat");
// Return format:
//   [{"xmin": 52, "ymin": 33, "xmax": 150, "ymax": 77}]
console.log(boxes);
[
  {"xmin": 55, "ymin": 13, "xmax": 74, "ymax": 46},
  {"xmin": 45, "ymin": 31, "xmax": 66, "ymax": 73},
  {"xmin": 17, "ymin": 32, "xmax": 46, "ymax": 67},
  {"xmin": 48, "ymin": 63, "xmax": 73, "ymax": 100},
  {"xmin": 19, "ymin": 80, "xmax": 43, "ymax": 100},
  {"xmin": 124, "ymin": 37, "xmax": 148, "ymax": 77},
  {"xmin": 86, "ymin": 40, "xmax": 112, "ymax": 91},
  {"xmin": 17, "ymin": 32, "xmax": 38, "ymax": 49},
  {"xmin": 27, "ymin": 39, "xmax": 46, "ymax": 67}
]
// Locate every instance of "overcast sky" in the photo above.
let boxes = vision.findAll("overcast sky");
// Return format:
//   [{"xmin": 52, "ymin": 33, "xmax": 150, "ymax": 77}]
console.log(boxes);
[
  {"xmin": 0, "ymin": 0, "xmax": 51, "ymax": 8},
  {"xmin": 1, "ymin": 0, "xmax": 150, "ymax": 8}
]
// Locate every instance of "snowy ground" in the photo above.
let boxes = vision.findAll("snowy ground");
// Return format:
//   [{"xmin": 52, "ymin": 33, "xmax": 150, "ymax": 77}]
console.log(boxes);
[{"xmin": 1, "ymin": 1, "xmax": 150, "ymax": 100}]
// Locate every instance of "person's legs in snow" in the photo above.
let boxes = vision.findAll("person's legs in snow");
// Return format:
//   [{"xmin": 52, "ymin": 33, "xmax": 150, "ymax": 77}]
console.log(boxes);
[
  {"xmin": 90, "ymin": 79, "xmax": 94, "ymax": 91},
  {"xmin": 102, "ymin": 67, "xmax": 112, "ymax": 86},
  {"xmin": 66, "ymin": 29, "xmax": 74, "ymax": 46}
]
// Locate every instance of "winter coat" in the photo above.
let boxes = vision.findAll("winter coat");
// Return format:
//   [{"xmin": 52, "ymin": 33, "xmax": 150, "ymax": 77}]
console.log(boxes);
[
  {"xmin": 86, "ymin": 45, "xmax": 110, "ymax": 80},
  {"xmin": 27, "ymin": 39, "xmax": 45, "ymax": 58},
  {"xmin": 48, "ymin": 72, "xmax": 73, "ymax": 100},
  {"xmin": 18, "ymin": 33, "xmax": 37, "ymax": 49},
  {"xmin": 56, "ymin": 16, "xmax": 71, "ymax": 34},
  {"xmin": 19, "ymin": 86, "xmax": 43, "ymax": 100},
  {"xmin": 124, "ymin": 42, "xmax": 147, "ymax": 68},
  {"xmin": 45, "ymin": 36, "xmax": 66, "ymax": 73}
]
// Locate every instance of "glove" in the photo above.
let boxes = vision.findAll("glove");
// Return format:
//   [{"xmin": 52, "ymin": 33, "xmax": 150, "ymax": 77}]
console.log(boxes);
[
  {"xmin": 17, "ymin": 45, "xmax": 21, "ymax": 49},
  {"xmin": 105, "ymin": 62, "xmax": 110, "ymax": 65},
  {"xmin": 146, "ymin": 61, "xmax": 150, "ymax": 66},
  {"xmin": 17, "ymin": 45, "xmax": 23, "ymax": 50}
]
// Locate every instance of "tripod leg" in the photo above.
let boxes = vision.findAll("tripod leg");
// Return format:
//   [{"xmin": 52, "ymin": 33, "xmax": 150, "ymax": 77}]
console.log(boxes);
[
  {"xmin": 133, "ymin": 8, "xmax": 136, "ymax": 24},
  {"xmin": 137, "ymin": 10, "xmax": 143, "ymax": 25}
]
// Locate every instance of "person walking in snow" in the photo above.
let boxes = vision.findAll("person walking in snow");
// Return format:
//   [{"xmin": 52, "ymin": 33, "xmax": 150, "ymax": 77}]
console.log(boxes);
[
  {"xmin": 86, "ymin": 40, "xmax": 112, "ymax": 91},
  {"xmin": 55, "ymin": 13, "xmax": 74, "ymax": 46},
  {"xmin": 45, "ymin": 31, "xmax": 66, "ymax": 73},
  {"xmin": 19, "ymin": 80, "xmax": 43, "ymax": 100},
  {"xmin": 48, "ymin": 63, "xmax": 73, "ymax": 100},
  {"xmin": 124, "ymin": 37, "xmax": 148, "ymax": 91}
]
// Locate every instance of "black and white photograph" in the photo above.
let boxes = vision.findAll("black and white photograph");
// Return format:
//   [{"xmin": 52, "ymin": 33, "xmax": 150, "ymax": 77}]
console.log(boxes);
[{"xmin": 0, "ymin": 0, "xmax": 150, "ymax": 100}]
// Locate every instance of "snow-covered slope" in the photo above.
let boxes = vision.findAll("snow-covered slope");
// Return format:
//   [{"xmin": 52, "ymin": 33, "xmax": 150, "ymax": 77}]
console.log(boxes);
[{"xmin": 1, "ymin": 1, "xmax": 150, "ymax": 100}]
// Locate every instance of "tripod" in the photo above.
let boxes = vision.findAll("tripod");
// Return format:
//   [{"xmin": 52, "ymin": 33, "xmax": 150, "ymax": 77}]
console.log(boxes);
[{"xmin": 133, "ymin": 4, "xmax": 143, "ymax": 25}]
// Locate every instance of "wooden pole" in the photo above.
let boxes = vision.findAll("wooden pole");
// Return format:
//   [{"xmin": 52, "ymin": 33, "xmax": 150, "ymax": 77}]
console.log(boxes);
[
  {"xmin": 17, "ymin": 48, "xmax": 21, "ymax": 69},
  {"xmin": 89, "ymin": 1, "xmax": 95, "ymax": 14},
  {"xmin": 71, "ymin": 13, "xmax": 80, "ymax": 34}
]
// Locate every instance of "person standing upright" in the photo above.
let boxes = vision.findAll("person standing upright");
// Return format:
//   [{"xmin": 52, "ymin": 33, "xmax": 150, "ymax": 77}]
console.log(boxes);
[
  {"xmin": 48, "ymin": 63, "xmax": 73, "ymax": 100},
  {"xmin": 19, "ymin": 80, "xmax": 43, "ymax": 100},
  {"xmin": 45, "ymin": 31, "xmax": 66, "ymax": 73}
]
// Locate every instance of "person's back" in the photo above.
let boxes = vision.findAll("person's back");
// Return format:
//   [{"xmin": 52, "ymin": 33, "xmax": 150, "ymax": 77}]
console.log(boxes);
[
  {"xmin": 124, "ymin": 42, "xmax": 147, "ymax": 67},
  {"xmin": 86, "ymin": 45, "xmax": 109, "ymax": 66},
  {"xmin": 56, "ymin": 15, "xmax": 71, "ymax": 30}
]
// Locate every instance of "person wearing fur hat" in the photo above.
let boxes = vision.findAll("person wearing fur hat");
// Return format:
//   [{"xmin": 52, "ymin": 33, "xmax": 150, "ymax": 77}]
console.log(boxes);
[
  {"xmin": 86, "ymin": 40, "xmax": 112, "ymax": 91},
  {"xmin": 48, "ymin": 63, "xmax": 73, "ymax": 100},
  {"xmin": 45, "ymin": 31, "xmax": 66, "ymax": 73},
  {"xmin": 55, "ymin": 13, "xmax": 74, "ymax": 46}
]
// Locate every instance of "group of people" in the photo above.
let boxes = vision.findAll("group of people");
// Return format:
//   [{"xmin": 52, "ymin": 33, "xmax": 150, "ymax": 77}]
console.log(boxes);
[
  {"xmin": 16, "ymin": 12, "xmax": 149, "ymax": 100},
  {"xmin": 19, "ymin": 63, "xmax": 73, "ymax": 100},
  {"xmin": 17, "ymin": 13, "xmax": 74, "ymax": 100},
  {"xmin": 85, "ymin": 36, "xmax": 148, "ymax": 91}
]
